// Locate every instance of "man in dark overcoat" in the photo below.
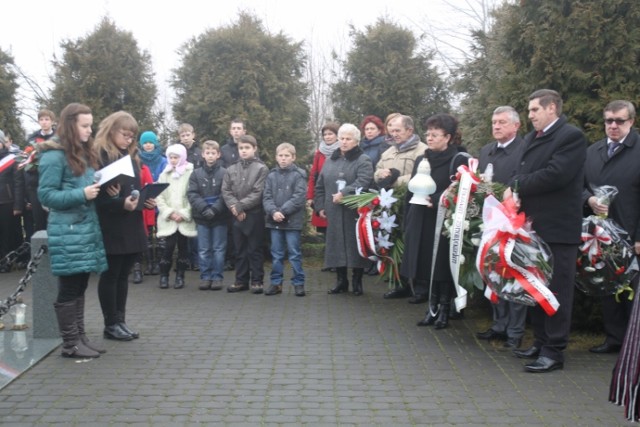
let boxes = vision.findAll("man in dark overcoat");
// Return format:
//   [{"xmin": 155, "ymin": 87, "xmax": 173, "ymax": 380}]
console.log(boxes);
[
  {"xmin": 475, "ymin": 106, "xmax": 527, "ymax": 350},
  {"xmin": 507, "ymin": 89, "xmax": 587, "ymax": 373},
  {"xmin": 583, "ymin": 100, "xmax": 640, "ymax": 354}
]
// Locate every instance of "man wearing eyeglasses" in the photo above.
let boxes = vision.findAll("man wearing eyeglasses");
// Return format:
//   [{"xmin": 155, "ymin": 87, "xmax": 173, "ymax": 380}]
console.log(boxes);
[
  {"xmin": 583, "ymin": 100, "xmax": 640, "ymax": 355},
  {"xmin": 505, "ymin": 89, "xmax": 587, "ymax": 373}
]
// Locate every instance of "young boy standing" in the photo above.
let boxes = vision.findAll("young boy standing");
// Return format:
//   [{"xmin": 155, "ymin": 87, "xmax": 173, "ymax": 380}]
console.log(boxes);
[
  {"xmin": 187, "ymin": 140, "xmax": 228, "ymax": 291},
  {"xmin": 222, "ymin": 135, "xmax": 268, "ymax": 294},
  {"xmin": 263, "ymin": 143, "xmax": 307, "ymax": 296},
  {"xmin": 177, "ymin": 123, "xmax": 202, "ymax": 271}
]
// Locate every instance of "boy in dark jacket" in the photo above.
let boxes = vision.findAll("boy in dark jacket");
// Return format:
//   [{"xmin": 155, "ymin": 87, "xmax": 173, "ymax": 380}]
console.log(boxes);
[
  {"xmin": 263, "ymin": 143, "xmax": 307, "ymax": 296},
  {"xmin": 187, "ymin": 140, "xmax": 228, "ymax": 290},
  {"xmin": 177, "ymin": 123, "xmax": 202, "ymax": 271},
  {"xmin": 222, "ymin": 135, "xmax": 269, "ymax": 294}
]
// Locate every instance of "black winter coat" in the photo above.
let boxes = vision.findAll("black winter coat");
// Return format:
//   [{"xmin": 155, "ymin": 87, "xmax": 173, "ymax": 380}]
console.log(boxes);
[
  {"xmin": 583, "ymin": 128, "xmax": 640, "ymax": 242},
  {"xmin": 509, "ymin": 116, "xmax": 587, "ymax": 244},
  {"xmin": 0, "ymin": 150, "xmax": 25, "ymax": 210},
  {"xmin": 478, "ymin": 136, "xmax": 525, "ymax": 185},
  {"xmin": 187, "ymin": 162, "xmax": 229, "ymax": 227},
  {"xmin": 400, "ymin": 145, "xmax": 468, "ymax": 282},
  {"xmin": 95, "ymin": 151, "xmax": 147, "ymax": 255}
]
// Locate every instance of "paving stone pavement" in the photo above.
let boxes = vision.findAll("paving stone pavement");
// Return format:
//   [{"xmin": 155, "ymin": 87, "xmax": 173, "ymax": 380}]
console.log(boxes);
[{"xmin": 0, "ymin": 267, "xmax": 630, "ymax": 426}]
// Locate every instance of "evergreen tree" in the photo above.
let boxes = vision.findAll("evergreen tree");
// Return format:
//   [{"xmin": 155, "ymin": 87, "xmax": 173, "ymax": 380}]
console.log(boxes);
[
  {"xmin": 457, "ymin": 0, "xmax": 640, "ymax": 147},
  {"xmin": 331, "ymin": 19, "xmax": 450, "ymax": 131},
  {"xmin": 171, "ymin": 13, "xmax": 310, "ymax": 165},
  {"xmin": 48, "ymin": 18, "xmax": 157, "ymax": 129},
  {"xmin": 0, "ymin": 50, "xmax": 23, "ymax": 144}
]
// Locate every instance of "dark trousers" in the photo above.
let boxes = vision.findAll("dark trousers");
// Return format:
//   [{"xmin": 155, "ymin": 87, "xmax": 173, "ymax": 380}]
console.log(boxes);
[
  {"xmin": 0, "ymin": 204, "xmax": 21, "ymax": 258},
  {"xmin": 98, "ymin": 253, "xmax": 136, "ymax": 326},
  {"xmin": 233, "ymin": 211, "xmax": 265, "ymax": 285},
  {"xmin": 160, "ymin": 232, "xmax": 189, "ymax": 271},
  {"xmin": 531, "ymin": 243, "xmax": 578, "ymax": 363},
  {"xmin": 57, "ymin": 273, "xmax": 90, "ymax": 303}
]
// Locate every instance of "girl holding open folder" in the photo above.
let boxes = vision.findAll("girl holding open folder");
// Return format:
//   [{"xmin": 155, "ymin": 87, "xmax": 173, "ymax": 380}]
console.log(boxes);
[{"xmin": 94, "ymin": 111, "xmax": 156, "ymax": 341}]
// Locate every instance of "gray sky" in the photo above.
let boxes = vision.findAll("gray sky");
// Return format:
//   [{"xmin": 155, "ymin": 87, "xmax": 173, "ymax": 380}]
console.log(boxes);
[{"xmin": 2, "ymin": 0, "xmax": 486, "ymax": 129}]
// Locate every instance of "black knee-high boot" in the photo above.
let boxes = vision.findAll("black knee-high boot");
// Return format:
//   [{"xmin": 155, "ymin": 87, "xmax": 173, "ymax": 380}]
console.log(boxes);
[
  {"xmin": 352, "ymin": 268, "xmax": 364, "ymax": 296},
  {"xmin": 417, "ymin": 287, "xmax": 440, "ymax": 326},
  {"xmin": 435, "ymin": 282, "xmax": 453, "ymax": 330},
  {"xmin": 328, "ymin": 267, "xmax": 349, "ymax": 294}
]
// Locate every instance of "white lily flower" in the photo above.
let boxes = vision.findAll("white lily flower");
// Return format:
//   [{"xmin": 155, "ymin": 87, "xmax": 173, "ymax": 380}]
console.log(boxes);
[
  {"xmin": 471, "ymin": 237, "xmax": 480, "ymax": 246},
  {"xmin": 355, "ymin": 187, "xmax": 363, "ymax": 195},
  {"xmin": 378, "ymin": 211, "xmax": 398, "ymax": 233},
  {"xmin": 464, "ymin": 220, "xmax": 470, "ymax": 231},
  {"xmin": 378, "ymin": 188, "xmax": 398, "ymax": 209},
  {"xmin": 376, "ymin": 232, "xmax": 394, "ymax": 249}
]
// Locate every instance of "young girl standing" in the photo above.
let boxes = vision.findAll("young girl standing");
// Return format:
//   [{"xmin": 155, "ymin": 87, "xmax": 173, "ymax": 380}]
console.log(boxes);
[
  {"xmin": 94, "ymin": 112, "xmax": 150, "ymax": 341},
  {"xmin": 38, "ymin": 103, "xmax": 107, "ymax": 358},
  {"xmin": 156, "ymin": 144, "xmax": 196, "ymax": 289}
]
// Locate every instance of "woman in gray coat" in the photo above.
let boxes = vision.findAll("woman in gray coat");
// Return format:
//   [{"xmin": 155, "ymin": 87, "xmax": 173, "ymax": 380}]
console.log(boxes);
[{"xmin": 314, "ymin": 124, "xmax": 374, "ymax": 295}]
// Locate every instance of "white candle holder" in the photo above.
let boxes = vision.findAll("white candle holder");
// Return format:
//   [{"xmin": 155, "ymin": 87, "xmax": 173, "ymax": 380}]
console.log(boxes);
[{"xmin": 408, "ymin": 158, "xmax": 437, "ymax": 205}]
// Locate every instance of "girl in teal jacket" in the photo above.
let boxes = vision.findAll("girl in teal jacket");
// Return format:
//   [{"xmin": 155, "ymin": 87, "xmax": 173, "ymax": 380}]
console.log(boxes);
[{"xmin": 38, "ymin": 103, "xmax": 107, "ymax": 359}]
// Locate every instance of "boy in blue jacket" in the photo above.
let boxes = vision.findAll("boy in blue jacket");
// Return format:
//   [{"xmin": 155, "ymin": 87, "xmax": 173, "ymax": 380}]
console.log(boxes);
[
  {"xmin": 263, "ymin": 143, "xmax": 307, "ymax": 296},
  {"xmin": 187, "ymin": 140, "xmax": 229, "ymax": 290}
]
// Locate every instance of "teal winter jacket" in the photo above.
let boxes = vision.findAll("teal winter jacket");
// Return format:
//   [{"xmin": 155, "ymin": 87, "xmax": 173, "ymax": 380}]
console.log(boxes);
[{"xmin": 37, "ymin": 140, "xmax": 108, "ymax": 276}]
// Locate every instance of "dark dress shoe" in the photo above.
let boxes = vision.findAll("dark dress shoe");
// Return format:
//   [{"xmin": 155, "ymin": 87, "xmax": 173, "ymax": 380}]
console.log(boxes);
[
  {"xmin": 383, "ymin": 288, "xmax": 412, "ymax": 299},
  {"xmin": 294, "ymin": 286, "xmax": 306, "ymax": 297},
  {"xmin": 408, "ymin": 294, "xmax": 428, "ymax": 304},
  {"xmin": 503, "ymin": 337, "xmax": 522, "ymax": 350},
  {"xmin": 476, "ymin": 328, "xmax": 508, "ymax": 341},
  {"xmin": 524, "ymin": 356, "xmax": 563, "ymax": 373},
  {"xmin": 589, "ymin": 342, "xmax": 621, "ymax": 354},
  {"xmin": 513, "ymin": 345, "xmax": 541, "ymax": 359},
  {"xmin": 117, "ymin": 322, "xmax": 139, "ymax": 339},
  {"xmin": 104, "ymin": 324, "xmax": 134, "ymax": 341}
]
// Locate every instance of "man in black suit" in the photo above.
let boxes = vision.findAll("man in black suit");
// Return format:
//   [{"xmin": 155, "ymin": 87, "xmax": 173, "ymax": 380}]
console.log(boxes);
[
  {"xmin": 583, "ymin": 100, "xmax": 640, "ymax": 354},
  {"xmin": 475, "ymin": 106, "xmax": 527, "ymax": 350},
  {"xmin": 506, "ymin": 89, "xmax": 587, "ymax": 373}
]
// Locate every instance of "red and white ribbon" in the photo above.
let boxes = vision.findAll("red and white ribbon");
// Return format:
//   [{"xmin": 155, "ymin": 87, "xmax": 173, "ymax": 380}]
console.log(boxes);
[
  {"xmin": 580, "ymin": 225, "xmax": 612, "ymax": 265},
  {"xmin": 0, "ymin": 154, "xmax": 16, "ymax": 174},
  {"xmin": 476, "ymin": 195, "xmax": 559, "ymax": 316}
]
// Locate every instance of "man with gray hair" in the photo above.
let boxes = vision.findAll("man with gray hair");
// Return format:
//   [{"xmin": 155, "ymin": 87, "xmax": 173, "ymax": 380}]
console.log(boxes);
[
  {"xmin": 583, "ymin": 100, "xmax": 640, "ymax": 354},
  {"xmin": 475, "ymin": 106, "xmax": 527, "ymax": 349},
  {"xmin": 374, "ymin": 114, "xmax": 427, "ymax": 301}
]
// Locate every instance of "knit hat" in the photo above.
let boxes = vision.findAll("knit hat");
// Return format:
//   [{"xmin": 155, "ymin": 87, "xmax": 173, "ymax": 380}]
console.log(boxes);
[{"xmin": 139, "ymin": 131, "xmax": 160, "ymax": 148}]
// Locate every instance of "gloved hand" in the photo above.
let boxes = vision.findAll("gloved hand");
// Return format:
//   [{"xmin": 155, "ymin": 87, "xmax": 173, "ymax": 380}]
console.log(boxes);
[{"xmin": 202, "ymin": 208, "xmax": 216, "ymax": 220}]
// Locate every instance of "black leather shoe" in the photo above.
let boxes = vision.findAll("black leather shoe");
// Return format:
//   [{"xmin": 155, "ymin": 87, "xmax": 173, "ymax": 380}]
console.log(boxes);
[
  {"xmin": 589, "ymin": 342, "xmax": 621, "ymax": 354},
  {"xmin": 104, "ymin": 324, "xmax": 134, "ymax": 341},
  {"xmin": 408, "ymin": 294, "xmax": 428, "ymax": 304},
  {"xmin": 117, "ymin": 322, "xmax": 139, "ymax": 339},
  {"xmin": 513, "ymin": 345, "xmax": 541, "ymax": 359},
  {"xmin": 383, "ymin": 288, "xmax": 412, "ymax": 299},
  {"xmin": 503, "ymin": 337, "xmax": 522, "ymax": 350},
  {"xmin": 524, "ymin": 356, "xmax": 563, "ymax": 373},
  {"xmin": 476, "ymin": 328, "xmax": 508, "ymax": 341}
]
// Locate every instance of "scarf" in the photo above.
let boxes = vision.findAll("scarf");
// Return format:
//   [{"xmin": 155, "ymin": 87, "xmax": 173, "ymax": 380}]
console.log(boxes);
[
  {"xmin": 319, "ymin": 140, "xmax": 340, "ymax": 157},
  {"xmin": 139, "ymin": 146, "xmax": 165, "ymax": 176}
]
